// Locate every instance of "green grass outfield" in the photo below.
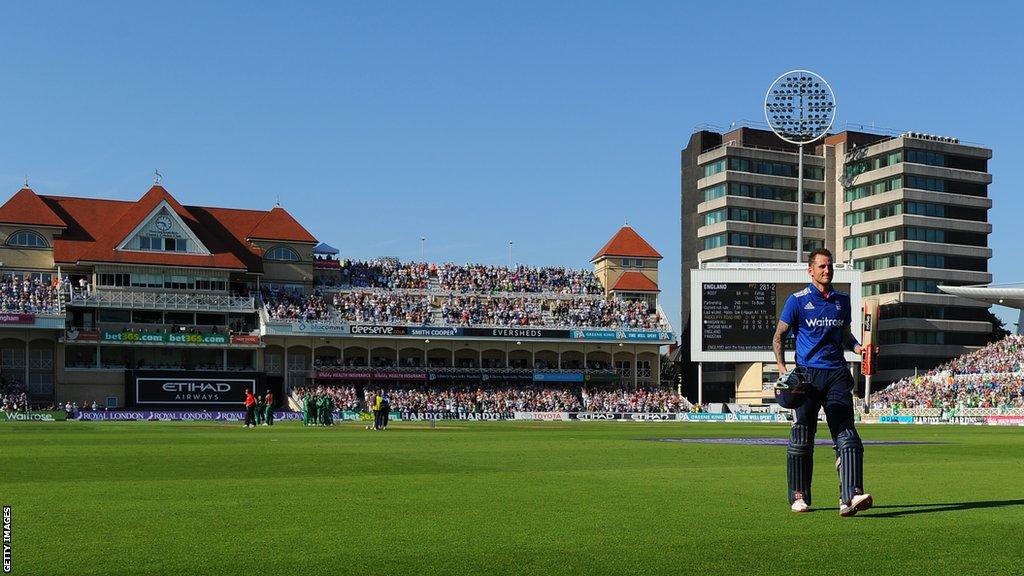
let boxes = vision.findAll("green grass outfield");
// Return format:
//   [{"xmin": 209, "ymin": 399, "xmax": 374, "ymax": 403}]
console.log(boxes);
[{"xmin": 3, "ymin": 421, "xmax": 1024, "ymax": 575}]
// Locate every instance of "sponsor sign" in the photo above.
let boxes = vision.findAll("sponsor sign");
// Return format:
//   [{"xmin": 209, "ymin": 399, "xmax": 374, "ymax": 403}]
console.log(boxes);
[
  {"xmin": 513, "ymin": 412, "xmax": 570, "ymax": 421},
  {"xmin": 0, "ymin": 313, "xmax": 35, "ymax": 325},
  {"xmin": 292, "ymin": 321, "xmax": 351, "ymax": 335},
  {"xmin": 734, "ymin": 413, "xmax": 787, "ymax": 422},
  {"xmin": 678, "ymin": 412, "xmax": 732, "ymax": 422},
  {"xmin": 315, "ymin": 369, "xmax": 428, "ymax": 381},
  {"xmin": 129, "ymin": 372, "xmax": 263, "ymax": 407},
  {"xmin": 65, "ymin": 329, "xmax": 100, "ymax": 342},
  {"xmin": 230, "ymin": 334, "xmax": 261, "ymax": 345},
  {"xmin": 569, "ymin": 412, "xmax": 621, "ymax": 420},
  {"xmin": 74, "ymin": 411, "xmax": 304, "ymax": 421},
  {"xmin": 879, "ymin": 415, "xmax": 915, "ymax": 423},
  {"xmin": 570, "ymin": 329, "xmax": 674, "ymax": 342},
  {"xmin": 985, "ymin": 415, "xmax": 1024, "ymax": 426},
  {"xmin": 102, "ymin": 331, "xmax": 228, "ymax": 344},
  {"xmin": 1, "ymin": 411, "xmax": 67, "ymax": 422},
  {"xmin": 462, "ymin": 327, "xmax": 572, "ymax": 339},
  {"xmin": 400, "ymin": 411, "xmax": 513, "ymax": 421},
  {"xmin": 533, "ymin": 372, "xmax": 584, "ymax": 383},
  {"xmin": 408, "ymin": 327, "xmax": 463, "ymax": 337},
  {"xmin": 351, "ymin": 325, "xmax": 408, "ymax": 336}
]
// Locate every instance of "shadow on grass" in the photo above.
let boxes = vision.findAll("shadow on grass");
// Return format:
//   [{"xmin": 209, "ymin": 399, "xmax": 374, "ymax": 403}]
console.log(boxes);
[{"xmin": 862, "ymin": 499, "xmax": 1024, "ymax": 518}]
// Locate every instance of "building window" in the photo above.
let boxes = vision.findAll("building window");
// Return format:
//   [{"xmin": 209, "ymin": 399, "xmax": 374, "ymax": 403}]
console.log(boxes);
[
  {"xmin": 702, "ymin": 159, "xmax": 726, "ymax": 178},
  {"xmin": 266, "ymin": 246, "xmax": 300, "ymax": 261},
  {"xmin": 98, "ymin": 273, "xmax": 131, "ymax": 287},
  {"xmin": 702, "ymin": 234, "xmax": 726, "ymax": 251},
  {"xmin": 634, "ymin": 259, "xmax": 645, "ymax": 268},
  {"xmin": 6, "ymin": 230, "xmax": 48, "ymax": 248},
  {"xmin": 701, "ymin": 184, "xmax": 726, "ymax": 202},
  {"xmin": 139, "ymin": 236, "xmax": 187, "ymax": 252},
  {"xmin": 702, "ymin": 209, "xmax": 726, "ymax": 227}
]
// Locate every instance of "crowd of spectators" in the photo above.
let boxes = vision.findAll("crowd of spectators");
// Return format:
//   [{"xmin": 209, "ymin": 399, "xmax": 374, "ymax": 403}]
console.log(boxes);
[
  {"xmin": 0, "ymin": 378, "xmax": 29, "ymax": 411},
  {"xmin": 436, "ymin": 264, "xmax": 603, "ymax": 295},
  {"xmin": 332, "ymin": 291, "xmax": 431, "ymax": 324},
  {"xmin": 370, "ymin": 386, "xmax": 583, "ymax": 413},
  {"xmin": 341, "ymin": 259, "xmax": 432, "ymax": 289},
  {"xmin": 582, "ymin": 387, "xmax": 689, "ymax": 413},
  {"xmin": 261, "ymin": 288, "xmax": 329, "ymax": 320},
  {"xmin": 550, "ymin": 297, "xmax": 664, "ymax": 329},
  {"xmin": 438, "ymin": 295, "xmax": 545, "ymax": 327},
  {"xmin": 871, "ymin": 335, "xmax": 1024, "ymax": 410},
  {"xmin": 264, "ymin": 259, "xmax": 667, "ymax": 330},
  {"xmin": 1, "ymin": 276, "xmax": 66, "ymax": 315},
  {"xmin": 293, "ymin": 385, "xmax": 363, "ymax": 411}
]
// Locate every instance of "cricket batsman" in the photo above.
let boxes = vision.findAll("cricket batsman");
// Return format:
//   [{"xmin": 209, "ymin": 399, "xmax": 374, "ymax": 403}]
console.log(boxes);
[{"xmin": 772, "ymin": 248, "xmax": 873, "ymax": 516}]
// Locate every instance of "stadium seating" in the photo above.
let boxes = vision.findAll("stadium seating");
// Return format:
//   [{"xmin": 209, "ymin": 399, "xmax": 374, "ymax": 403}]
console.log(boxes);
[
  {"xmin": 0, "ymin": 277, "xmax": 67, "ymax": 315},
  {"xmin": 870, "ymin": 335, "xmax": 1024, "ymax": 410},
  {"xmin": 278, "ymin": 260, "xmax": 668, "ymax": 330}
]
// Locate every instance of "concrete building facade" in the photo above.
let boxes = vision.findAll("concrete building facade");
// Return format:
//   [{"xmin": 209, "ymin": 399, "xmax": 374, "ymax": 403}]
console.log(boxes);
[{"xmin": 681, "ymin": 126, "xmax": 994, "ymax": 394}]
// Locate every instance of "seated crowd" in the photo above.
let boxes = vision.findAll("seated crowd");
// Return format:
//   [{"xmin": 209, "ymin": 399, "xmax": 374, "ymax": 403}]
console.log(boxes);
[
  {"xmin": 436, "ymin": 264, "xmax": 603, "ymax": 295},
  {"xmin": 0, "ymin": 378, "xmax": 29, "ymax": 411},
  {"xmin": 341, "ymin": 259, "xmax": 432, "ymax": 290},
  {"xmin": 367, "ymin": 386, "xmax": 583, "ymax": 413},
  {"xmin": 439, "ymin": 295, "xmax": 544, "ymax": 327},
  {"xmin": 871, "ymin": 335, "xmax": 1024, "ymax": 410},
  {"xmin": 582, "ymin": 387, "xmax": 690, "ymax": 413},
  {"xmin": 549, "ymin": 297, "xmax": 663, "ymax": 330},
  {"xmin": 293, "ymin": 385, "xmax": 363, "ymax": 411},
  {"xmin": 332, "ymin": 291, "xmax": 431, "ymax": 324},
  {"xmin": 261, "ymin": 287, "xmax": 330, "ymax": 320},
  {"xmin": 1, "ymin": 276, "xmax": 67, "ymax": 315}
]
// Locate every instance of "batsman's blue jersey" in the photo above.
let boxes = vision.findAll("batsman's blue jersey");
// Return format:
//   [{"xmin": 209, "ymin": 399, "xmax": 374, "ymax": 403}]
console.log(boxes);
[{"xmin": 780, "ymin": 283, "xmax": 853, "ymax": 370}]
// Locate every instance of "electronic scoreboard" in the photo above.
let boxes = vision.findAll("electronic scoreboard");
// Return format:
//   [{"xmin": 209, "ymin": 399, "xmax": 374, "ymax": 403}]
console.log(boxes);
[{"xmin": 690, "ymin": 264, "xmax": 862, "ymax": 363}]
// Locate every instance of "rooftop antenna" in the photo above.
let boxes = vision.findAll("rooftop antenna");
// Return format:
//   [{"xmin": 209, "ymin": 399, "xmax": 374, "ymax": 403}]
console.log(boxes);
[
  {"xmin": 24, "ymin": 175, "xmax": 29, "ymax": 188},
  {"xmin": 275, "ymin": 194, "xmax": 281, "ymax": 207},
  {"xmin": 154, "ymin": 170, "xmax": 162, "ymax": 185}
]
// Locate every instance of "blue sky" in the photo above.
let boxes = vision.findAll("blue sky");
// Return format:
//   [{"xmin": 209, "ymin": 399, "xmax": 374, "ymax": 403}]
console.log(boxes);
[{"xmin": 2, "ymin": 1, "xmax": 1022, "ymax": 332}]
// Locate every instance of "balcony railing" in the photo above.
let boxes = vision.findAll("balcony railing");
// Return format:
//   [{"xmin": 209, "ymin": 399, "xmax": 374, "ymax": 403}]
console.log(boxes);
[{"xmin": 69, "ymin": 290, "xmax": 255, "ymax": 312}]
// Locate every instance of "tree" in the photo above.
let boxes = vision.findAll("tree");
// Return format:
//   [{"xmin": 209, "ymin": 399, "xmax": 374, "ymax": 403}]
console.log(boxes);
[
  {"xmin": 660, "ymin": 353, "xmax": 678, "ymax": 386},
  {"xmin": 985, "ymin": 309, "xmax": 1012, "ymax": 343}
]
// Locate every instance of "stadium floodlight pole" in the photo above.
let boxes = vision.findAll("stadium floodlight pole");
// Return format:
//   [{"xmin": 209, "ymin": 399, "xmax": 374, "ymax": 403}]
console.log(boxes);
[
  {"xmin": 508, "ymin": 240, "xmax": 513, "ymax": 268},
  {"xmin": 764, "ymin": 70, "xmax": 837, "ymax": 262},
  {"xmin": 421, "ymin": 236, "xmax": 425, "ymax": 262}
]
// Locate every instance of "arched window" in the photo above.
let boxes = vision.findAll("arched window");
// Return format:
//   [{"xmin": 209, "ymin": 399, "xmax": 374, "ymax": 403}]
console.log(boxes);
[
  {"xmin": 6, "ymin": 230, "xmax": 48, "ymax": 248},
  {"xmin": 265, "ymin": 246, "xmax": 300, "ymax": 262}
]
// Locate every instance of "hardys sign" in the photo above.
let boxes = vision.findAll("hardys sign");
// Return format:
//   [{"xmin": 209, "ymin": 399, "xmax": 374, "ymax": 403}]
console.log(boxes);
[{"xmin": 126, "ymin": 371, "xmax": 265, "ymax": 408}]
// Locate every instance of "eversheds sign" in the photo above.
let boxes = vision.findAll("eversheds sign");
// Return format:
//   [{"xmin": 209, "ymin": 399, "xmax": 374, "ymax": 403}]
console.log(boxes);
[{"xmin": 135, "ymin": 377, "xmax": 256, "ymax": 405}]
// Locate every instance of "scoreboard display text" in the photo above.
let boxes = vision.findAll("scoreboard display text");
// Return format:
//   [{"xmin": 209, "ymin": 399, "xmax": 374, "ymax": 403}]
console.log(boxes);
[{"xmin": 701, "ymin": 282, "xmax": 851, "ymax": 352}]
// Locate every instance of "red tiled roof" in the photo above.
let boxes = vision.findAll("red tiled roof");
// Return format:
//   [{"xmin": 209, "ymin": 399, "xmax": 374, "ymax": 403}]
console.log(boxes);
[
  {"xmin": 591, "ymin": 225, "xmax": 662, "ymax": 261},
  {"xmin": 611, "ymin": 271, "xmax": 660, "ymax": 292},
  {"xmin": 0, "ymin": 188, "xmax": 67, "ymax": 227},
  {"xmin": 16, "ymin": 185, "xmax": 318, "ymax": 271},
  {"xmin": 247, "ymin": 206, "xmax": 317, "ymax": 243}
]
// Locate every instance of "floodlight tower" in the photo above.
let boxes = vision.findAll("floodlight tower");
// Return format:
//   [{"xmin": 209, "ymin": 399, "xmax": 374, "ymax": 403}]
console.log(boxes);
[{"xmin": 764, "ymin": 70, "xmax": 836, "ymax": 263}]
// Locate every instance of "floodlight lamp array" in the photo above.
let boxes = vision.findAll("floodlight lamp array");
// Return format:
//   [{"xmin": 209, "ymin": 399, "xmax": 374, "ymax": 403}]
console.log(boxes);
[{"xmin": 764, "ymin": 70, "xmax": 836, "ymax": 144}]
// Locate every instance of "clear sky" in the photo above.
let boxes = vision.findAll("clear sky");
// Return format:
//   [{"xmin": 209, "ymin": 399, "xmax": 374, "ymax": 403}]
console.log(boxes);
[{"xmin": 2, "ymin": 1, "xmax": 1022, "ymax": 332}]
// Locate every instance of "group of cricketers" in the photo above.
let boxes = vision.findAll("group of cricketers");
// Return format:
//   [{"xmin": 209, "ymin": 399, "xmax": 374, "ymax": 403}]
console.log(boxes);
[{"xmin": 301, "ymin": 391, "xmax": 337, "ymax": 426}]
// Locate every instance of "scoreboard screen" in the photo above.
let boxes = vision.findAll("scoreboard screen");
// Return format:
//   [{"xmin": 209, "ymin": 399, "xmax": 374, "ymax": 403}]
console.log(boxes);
[
  {"xmin": 701, "ymin": 283, "xmax": 777, "ymax": 351},
  {"xmin": 690, "ymin": 265, "xmax": 861, "ymax": 362}
]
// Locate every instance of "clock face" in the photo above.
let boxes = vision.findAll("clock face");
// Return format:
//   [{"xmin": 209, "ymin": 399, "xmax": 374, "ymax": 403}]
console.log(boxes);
[{"xmin": 154, "ymin": 215, "xmax": 172, "ymax": 232}]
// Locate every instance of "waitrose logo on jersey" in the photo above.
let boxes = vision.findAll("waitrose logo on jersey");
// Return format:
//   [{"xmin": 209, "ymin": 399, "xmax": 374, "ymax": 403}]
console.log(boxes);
[{"xmin": 805, "ymin": 318, "xmax": 843, "ymax": 328}]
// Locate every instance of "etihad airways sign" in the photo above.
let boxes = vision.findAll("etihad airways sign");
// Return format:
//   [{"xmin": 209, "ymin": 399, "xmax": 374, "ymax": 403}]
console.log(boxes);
[{"xmin": 135, "ymin": 376, "xmax": 257, "ymax": 405}]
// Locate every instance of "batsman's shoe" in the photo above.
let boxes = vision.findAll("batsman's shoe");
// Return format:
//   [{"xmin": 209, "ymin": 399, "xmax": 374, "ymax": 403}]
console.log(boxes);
[
  {"xmin": 839, "ymin": 493, "xmax": 873, "ymax": 517},
  {"xmin": 791, "ymin": 494, "xmax": 810, "ymax": 513}
]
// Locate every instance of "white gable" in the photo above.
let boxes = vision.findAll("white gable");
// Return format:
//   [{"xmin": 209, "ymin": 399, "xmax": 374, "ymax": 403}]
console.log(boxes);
[{"xmin": 116, "ymin": 200, "xmax": 211, "ymax": 255}]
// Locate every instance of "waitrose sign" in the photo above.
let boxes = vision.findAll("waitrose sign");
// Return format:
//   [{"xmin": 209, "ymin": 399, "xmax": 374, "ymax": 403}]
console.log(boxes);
[{"xmin": 102, "ymin": 331, "xmax": 228, "ymax": 344}]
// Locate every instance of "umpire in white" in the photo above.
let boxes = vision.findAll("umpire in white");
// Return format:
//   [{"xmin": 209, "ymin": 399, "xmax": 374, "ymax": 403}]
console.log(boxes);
[{"xmin": 772, "ymin": 248, "xmax": 873, "ymax": 516}]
